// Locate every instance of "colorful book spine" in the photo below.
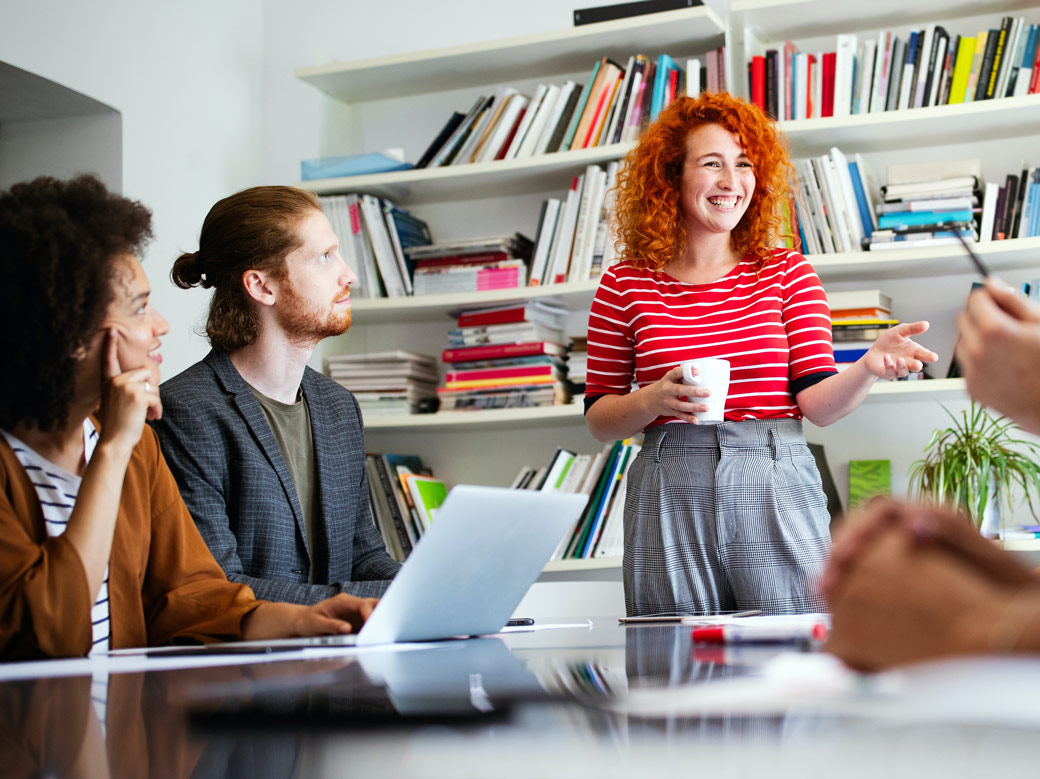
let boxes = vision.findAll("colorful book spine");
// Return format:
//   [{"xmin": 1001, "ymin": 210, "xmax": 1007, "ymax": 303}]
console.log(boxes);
[
  {"xmin": 445, "ymin": 364, "xmax": 556, "ymax": 382},
  {"xmin": 877, "ymin": 209, "xmax": 974, "ymax": 228},
  {"xmin": 441, "ymin": 341, "xmax": 564, "ymax": 363}
]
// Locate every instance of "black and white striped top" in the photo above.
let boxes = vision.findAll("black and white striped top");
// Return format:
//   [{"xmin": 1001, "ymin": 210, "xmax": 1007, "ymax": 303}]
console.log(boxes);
[{"xmin": 2, "ymin": 421, "xmax": 110, "ymax": 654}]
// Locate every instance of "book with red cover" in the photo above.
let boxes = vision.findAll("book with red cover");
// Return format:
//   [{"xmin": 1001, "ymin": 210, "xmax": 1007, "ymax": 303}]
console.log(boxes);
[
  {"xmin": 494, "ymin": 107, "xmax": 528, "ymax": 161},
  {"xmin": 751, "ymin": 55, "xmax": 766, "ymax": 110},
  {"xmin": 441, "ymin": 341, "xmax": 567, "ymax": 364},
  {"xmin": 666, "ymin": 67, "xmax": 678, "ymax": 106},
  {"xmin": 821, "ymin": 51, "xmax": 837, "ymax": 117},
  {"xmin": 1031, "ymin": 38, "xmax": 1040, "ymax": 93},
  {"xmin": 413, "ymin": 251, "xmax": 510, "ymax": 269},
  {"xmin": 456, "ymin": 304, "xmax": 529, "ymax": 327},
  {"xmin": 580, "ymin": 70, "xmax": 616, "ymax": 149},
  {"xmin": 454, "ymin": 301, "xmax": 566, "ymax": 329},
  {"xmin": 445, "ymin": 364, "xmax": 557, "ymax": 382}
]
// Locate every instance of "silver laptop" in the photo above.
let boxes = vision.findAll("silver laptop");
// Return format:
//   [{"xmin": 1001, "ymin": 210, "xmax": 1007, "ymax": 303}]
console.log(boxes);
[{"xmin": 353, "ymin": 484, "xmax": 586, "ymax": 645}]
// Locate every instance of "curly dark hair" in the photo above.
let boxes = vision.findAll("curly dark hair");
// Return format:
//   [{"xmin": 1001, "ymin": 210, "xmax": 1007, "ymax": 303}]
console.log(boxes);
[
  {"xmin": 0, "ymin": 175, "xmax": 153, "ymax": 432},
  {"xmin": 171, "ymin": 186, "xmax": 321, "ymax": 353},
  {"xmin": 614, "ymin": 92, "xmax": 794, "ymax": 271}
]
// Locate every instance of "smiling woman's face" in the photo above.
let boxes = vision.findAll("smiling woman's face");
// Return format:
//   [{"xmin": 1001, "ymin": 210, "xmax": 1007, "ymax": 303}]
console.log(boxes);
[
  {"xmin": 101, "ymin": 254, "xmax": 169, "ymax": 387},
  {"xmin": 679, "ymin": 123, "xmax": 756, "ymax": 239}
]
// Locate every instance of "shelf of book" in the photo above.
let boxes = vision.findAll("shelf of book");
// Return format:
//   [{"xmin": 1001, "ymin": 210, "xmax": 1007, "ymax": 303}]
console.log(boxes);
[
  {"xmin": 363, "ymin": 402, "xmax": 585, "ymax": 431},
  {"xmin": 542, "ymin": 556, "xmax": 621, "ymax": 573},
  {"xmin": 300, "ymin": 142, "xmax": 635, "ymax": 202},
  {"xmin": 809, "ymin": 236, "xmax": 1040, "ymax": 280},
  {"xmin": 295, "ymin": 6, "xmax": 724, "ymax": 104},
  {"xmin": 865, "ymin": 377, "xmax": 966, "ymax": 402},
  {"xmin": 731, "ymin": 0, "xmax": 1031, "ymax": 43},
  {"xmin": 343, "ymin": 236, "xmax": 1040, "ymax": 323},
  {"xmin": 298, "ymin": 94, "xmax": 1040, "ymax": 203},
  {"xmin": 350, "ymin": 278, "xmax": 597, "ymax": 323},
  {"xmin": 779, "ymin": 94, "xmax": 1040, "ymax": 157},
  {"xmin": 358, "ymin": 379, "xmax": 967, "ymax": 432}
]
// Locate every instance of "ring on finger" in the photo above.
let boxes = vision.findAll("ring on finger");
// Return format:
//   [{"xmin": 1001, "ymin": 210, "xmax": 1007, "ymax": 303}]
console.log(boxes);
[{"xmin": 144, "ymin": 381, "xmax": 152, "ymax": 393}]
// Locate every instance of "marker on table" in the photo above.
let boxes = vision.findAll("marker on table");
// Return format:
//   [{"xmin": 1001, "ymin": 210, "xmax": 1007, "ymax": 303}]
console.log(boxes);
[{"xmin": 690, "ymin": 622, "xmax": 828, "ymax": 644}]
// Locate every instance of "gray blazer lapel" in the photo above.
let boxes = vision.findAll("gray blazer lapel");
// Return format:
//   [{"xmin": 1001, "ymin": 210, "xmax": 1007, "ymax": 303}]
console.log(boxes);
[
  {"xmin": 206, "ymin": 350, "xmax": 311, "ymax": 560},
  {"xmin": 302, "ymin": 367, "xmax": 351, "ymax": 583}
]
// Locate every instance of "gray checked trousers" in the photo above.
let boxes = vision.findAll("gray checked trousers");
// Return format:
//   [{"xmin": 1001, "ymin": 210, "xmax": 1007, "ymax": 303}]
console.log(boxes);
[{"xmin": 623, "ymin": 419, "xmax": 831, "ymax": 616}]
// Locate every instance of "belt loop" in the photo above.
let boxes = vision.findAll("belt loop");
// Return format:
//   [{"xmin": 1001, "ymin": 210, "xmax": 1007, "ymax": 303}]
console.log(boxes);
[
  {"xmin": 651, "ymin": 427, "xmax": 667, "ymax": 463},
  {"xmin": 768, "ymin": 427, "xmax": 782, "ymax": 461}
]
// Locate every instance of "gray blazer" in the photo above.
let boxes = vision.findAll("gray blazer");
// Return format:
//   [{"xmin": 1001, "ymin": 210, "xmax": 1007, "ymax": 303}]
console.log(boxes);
[{"xmin": 151, "ymin": 349, "xmax": 400, "ymax": 604}]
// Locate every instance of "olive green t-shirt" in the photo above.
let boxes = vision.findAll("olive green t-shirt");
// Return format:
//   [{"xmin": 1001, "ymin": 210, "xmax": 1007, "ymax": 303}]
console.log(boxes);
[{"xmin": 248, "ymin": 385, "xmax": 319, "ymax": 582}]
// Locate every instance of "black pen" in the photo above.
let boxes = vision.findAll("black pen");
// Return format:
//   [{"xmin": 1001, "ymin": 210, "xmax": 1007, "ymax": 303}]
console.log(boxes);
[{"xmin": 953, "ymin": 223, "xmax": 990, "ymax": 278}]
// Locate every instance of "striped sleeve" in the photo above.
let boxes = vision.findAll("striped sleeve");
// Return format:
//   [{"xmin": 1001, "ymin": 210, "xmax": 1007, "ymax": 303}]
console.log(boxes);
[
  {"xmin": 780, "ymin": 252, "xmax": 836, "ymax": 384},
  {"xmin": 585, "ymin": 266, "xmax": 635, "ymax": 397}
]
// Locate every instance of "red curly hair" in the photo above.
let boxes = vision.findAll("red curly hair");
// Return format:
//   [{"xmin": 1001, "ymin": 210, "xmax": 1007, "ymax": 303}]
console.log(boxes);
[{"xmin": 613, "ymin": 92, "xmax": 793, "ymax": 270}]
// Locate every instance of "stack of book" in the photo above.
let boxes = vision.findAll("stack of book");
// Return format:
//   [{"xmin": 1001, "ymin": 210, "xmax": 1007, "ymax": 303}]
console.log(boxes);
[
  {"xmin": 406, "ymin": 234, "xmax": 533, "ymax": 295},
  {"xmin": 512, "ymin": 440, "xmax": 640, "ymax": 560},
  {"xmin": 1020, "ymin": 275, "xmax": 1040, "ymax": 301},
  {"xmin": 437, "ymin": 301, "xmax": 572, "ymax": 412},
  {"xmin": 747, "ymin": 15, "xmax": 1040, "ymax": 121},
  {"xmin": 867, "ymin": 160, "xmax": 981, "ymax": 250},
  {"xmin": 413, "ymin": 45, "xmax": 727, "ymax": 171},
  {"xmin": 827, "ymin": 289, "xmax": 896, "ymax": 369},
  {"xmin": 566, "ymin": 337, "xmax": 588, "ymax": 397},
  {"xmin": 793, "ymin": 147, "xmax": 879, "ymax": 255},
  {"xmin": 530, "ymin": 162, "xmax": 621, "ymax": 286},
  {"xmin": 319, "ymin": 193, "xmax": 432, "ymax": 298},
  {"xmin": 365, "ymin": 452, "xmax": 447, "ymax": 562},
  {"xmin": 980, "ymin": 165, "xmax": 1040, "ymax": 242},
  {"xmin": 325, "ymin": 350, "xmax": 439, "ymax": 416}
]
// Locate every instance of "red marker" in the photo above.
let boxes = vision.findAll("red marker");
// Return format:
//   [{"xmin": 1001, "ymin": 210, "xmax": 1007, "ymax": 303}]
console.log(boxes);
[{"xmin": 691, "ymin": 622, "xmax": 828, "ymax": 644}]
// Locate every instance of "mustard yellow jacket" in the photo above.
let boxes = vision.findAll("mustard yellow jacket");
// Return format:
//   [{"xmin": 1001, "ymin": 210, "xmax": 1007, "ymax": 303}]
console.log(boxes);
[{"xmin": 0, "ymin": 423, "xmax": 263, "ymax": 660}]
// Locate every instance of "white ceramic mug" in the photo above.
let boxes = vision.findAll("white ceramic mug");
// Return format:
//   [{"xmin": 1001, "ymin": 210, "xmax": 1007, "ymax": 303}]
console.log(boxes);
[{"xmin": 680, "ymin": 358, "xmax": 731, "ymax": 423}]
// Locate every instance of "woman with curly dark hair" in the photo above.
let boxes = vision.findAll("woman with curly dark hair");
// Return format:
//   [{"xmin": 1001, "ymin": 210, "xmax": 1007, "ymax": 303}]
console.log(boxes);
[
  {"xmin": 584, "ymin": 93, "xmax": 938, "ymax": 616},
  {"xmin": 0, "ymin": 175, "xmax": 377, "ymax": 659}
]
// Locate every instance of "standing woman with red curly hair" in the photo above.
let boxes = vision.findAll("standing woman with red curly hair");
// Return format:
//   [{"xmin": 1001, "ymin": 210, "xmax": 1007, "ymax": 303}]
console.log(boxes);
[{"xmin": 584, "ymin": 93, "xmax": 938, "ymax": 616}]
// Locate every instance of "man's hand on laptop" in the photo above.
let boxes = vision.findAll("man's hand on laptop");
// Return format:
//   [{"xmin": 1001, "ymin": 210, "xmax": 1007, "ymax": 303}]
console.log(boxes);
[
  {"xmin": 299, "ymin": 594, "xmax": 379, "ymax": 636},
  {"xmin": 242, "ymin": 594, "xmax": 379, "ymax": 640}
]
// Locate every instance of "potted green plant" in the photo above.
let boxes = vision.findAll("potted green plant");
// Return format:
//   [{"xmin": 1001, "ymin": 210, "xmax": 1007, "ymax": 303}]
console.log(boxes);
[{"xmin": 908, "ymin": 403, "xmax": 1040, "ymax": 537}]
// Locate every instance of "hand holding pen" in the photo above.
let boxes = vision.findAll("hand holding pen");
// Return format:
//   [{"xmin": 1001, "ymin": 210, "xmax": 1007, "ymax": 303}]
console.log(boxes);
[{"xmin": 956, "ymin": 277, "xmax": 1040, "ymax": 436}]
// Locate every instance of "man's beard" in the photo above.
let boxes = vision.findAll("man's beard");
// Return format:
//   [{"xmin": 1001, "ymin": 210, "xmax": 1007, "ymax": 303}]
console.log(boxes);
[{"xmin": 276, "ymin": 278, "xmax": 351, "ymax": 347}]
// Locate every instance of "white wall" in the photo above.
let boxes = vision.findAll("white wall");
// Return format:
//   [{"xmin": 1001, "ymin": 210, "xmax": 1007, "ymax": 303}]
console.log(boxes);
[
  {"xmin": 0, "ymin": 112, "xmax": 122, "ymax": 192},
  {"xmin": 0, "ymin": 0, "xmax": 265, "ymax": 379}
]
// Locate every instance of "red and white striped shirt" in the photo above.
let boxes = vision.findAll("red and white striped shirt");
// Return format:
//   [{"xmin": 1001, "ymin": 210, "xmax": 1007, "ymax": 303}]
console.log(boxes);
[{"xmin": 585, "ymin": 248, "xmax": 836, "ymax": 427}]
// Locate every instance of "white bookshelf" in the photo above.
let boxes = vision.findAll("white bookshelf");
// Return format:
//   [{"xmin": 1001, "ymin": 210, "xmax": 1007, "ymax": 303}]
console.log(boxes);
[
  {"xmin": 810, "ymin": 236, "xmax": 1040, "ymax": 280},
  {"xmin": 301, "ymin": 142, "xmax": 634, "ymax": 203},
  {"xmin": 360, "ymin": 378, "xmax": 968, "ymax": 432},
  {"xmin": 779, "ymin": 94, "xmax": 1040, "ymax": 156},
  {"xmin": 350, "ymin": 280, "xmax": 597, "ymax": 323},
  {"xmin": 730, "ymin": 0, "xmax": 1038, "ymax": 43},
  {"xmin": 542, "ymin": 556, "xmax": 621, "ymax": 573},
  {"xmin": 348, "ymin": 235, "xmax": 1040, "ymax": 325},
  {"xmin": 364, "ymin": 402, "xmax": 584, "ymax": 432},
  {"xmin": 295, "ymin": 6, "xmax": 724, "ymax": 103},
  {"xmin": 299, "ymin": 97, "xmax": 1040, "ymax": 201},
  {"xmin": 298, "ymin": 1, "xmax": 1040, "ymax": 576}
]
